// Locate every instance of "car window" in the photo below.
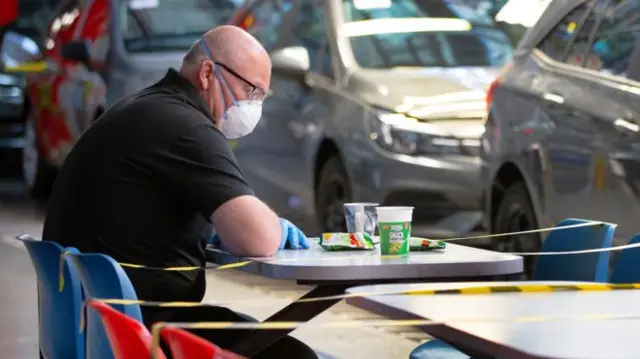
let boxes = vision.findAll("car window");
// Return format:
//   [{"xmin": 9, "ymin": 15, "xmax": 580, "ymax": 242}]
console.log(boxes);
[
  {"xmin": 586, "ymin": 0, "xmax": 640, "ymax": 77},
  {"xmin": 288, "ymin": 0, "xmax": 332, "ymax": 77},
  {"xmin": 535, "ymin": 2, "xmax": 594, "ymax": 63},
  {"xmin": 340, "ymin": 0, "xmax": 513, "ymax": 69},
  {"xmin": 240, "ymin": 0, "xmax": 294, "ymax": 51},
  {"xmin": 121, "ymin": 0, "xmax": 239, "ymax": 52}
]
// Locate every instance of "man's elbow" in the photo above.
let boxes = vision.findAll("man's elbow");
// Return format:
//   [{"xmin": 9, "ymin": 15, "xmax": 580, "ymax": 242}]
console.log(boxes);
[
  {"xmin": 230, "ymin": 231, "xmax": 280, "ymax": 257},
  {"xmin": 248, "ymin": 234, "xmax": 280, "ymax": 257}
]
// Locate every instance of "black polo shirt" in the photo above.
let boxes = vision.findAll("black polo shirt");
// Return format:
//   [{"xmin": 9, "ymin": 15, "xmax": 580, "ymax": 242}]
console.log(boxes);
[{"xmin": 44, "ymin": 69, "xmax": 254, "ymax": 302}]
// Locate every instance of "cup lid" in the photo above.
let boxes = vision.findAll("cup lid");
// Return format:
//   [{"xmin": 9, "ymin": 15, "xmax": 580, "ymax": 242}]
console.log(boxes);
[{"xmin": 375, "ymin": 206, "xmax": 414, "ymax": 211}]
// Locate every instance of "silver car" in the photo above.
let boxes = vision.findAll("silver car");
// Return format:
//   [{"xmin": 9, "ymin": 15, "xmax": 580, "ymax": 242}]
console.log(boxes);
[
  {"xmin": 481, "ymin": 0, "xmax": 640, "ymax": 273},
  {"xmin": 227, "ymin": 0, "xmax": 513, "ymax": 236}
]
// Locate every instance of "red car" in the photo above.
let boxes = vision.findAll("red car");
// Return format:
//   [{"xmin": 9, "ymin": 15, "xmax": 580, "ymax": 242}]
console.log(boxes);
[{"xmin": 17, "ymin": 0, "xmax": 237, "ymax": 199}]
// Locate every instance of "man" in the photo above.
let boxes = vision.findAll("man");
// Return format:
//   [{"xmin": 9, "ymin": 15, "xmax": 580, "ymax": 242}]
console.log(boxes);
[{"xmin": 44, "ymin": 26, "xmax": 316, "ymax": 358}]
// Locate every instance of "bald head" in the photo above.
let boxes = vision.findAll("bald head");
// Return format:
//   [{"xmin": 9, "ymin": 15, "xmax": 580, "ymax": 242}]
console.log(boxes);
[{"xmin": 181, "ymin": 25, "xmax": 271, "ymax": 90}]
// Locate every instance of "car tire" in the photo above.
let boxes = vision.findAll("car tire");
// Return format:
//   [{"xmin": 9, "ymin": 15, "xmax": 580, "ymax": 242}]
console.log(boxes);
[
  {"xmin": 315, "ymin": 156, "xmax": 352, "ymax": 233},
  {"xmin": 492, "ymin": 182, "xmax": 541, "ymax": 278},
  {"xmin": 22, "ymin": 111, "xmax": 57, "ymax": 201}
]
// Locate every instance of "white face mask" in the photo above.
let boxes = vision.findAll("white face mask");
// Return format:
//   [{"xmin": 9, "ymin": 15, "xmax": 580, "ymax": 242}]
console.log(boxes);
[
  {"xmin": 220, "ymin": 100, "xmax": 263, "ymax": 139},
  {"xmin": 199, "ymin": 40, "xmax": 264, "ymax": 139}
]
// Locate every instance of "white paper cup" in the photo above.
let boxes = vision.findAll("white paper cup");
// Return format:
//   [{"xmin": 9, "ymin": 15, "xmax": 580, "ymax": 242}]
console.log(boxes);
[
  {"xmin": 375, "ymin": 206, "xmax": 414, "ymax": 222},
  {"xmin": 376, "ymin": 206, "xmax": 414, "ymax": 255}
]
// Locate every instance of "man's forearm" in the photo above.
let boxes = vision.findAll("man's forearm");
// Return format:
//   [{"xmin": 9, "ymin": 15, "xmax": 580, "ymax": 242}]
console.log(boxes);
[{"xmin": 211, "ymin": 195, "xmax": 281, "ymax": 257}]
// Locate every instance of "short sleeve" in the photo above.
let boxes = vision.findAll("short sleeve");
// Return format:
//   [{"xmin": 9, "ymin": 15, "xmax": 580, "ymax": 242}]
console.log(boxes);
[{"xmin": 154, "ymin": 123, "xmax": 255, "ymax": 217}]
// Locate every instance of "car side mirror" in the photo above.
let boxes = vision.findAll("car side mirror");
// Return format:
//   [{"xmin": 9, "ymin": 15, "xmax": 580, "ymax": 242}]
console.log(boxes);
[
  {"xmin": 270, "ymin": 46, "xmax": 310, "ymax": 79},
  {"xmin": 0, "ymin": 30, "xmax": 41, "ymax": 71},
  {"xmin": 61, "ymin": 41, "xmax": 90, "ymax": 65}
]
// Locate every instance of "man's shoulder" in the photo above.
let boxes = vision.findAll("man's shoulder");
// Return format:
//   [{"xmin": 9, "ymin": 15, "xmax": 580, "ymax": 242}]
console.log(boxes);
[
  {"xmin": 98, "ymin": 87, "xmax": 216, "ymax": 140},
  {"xmin": 123, "ymin": 87, "xmax": 209, "ymax": 122}
]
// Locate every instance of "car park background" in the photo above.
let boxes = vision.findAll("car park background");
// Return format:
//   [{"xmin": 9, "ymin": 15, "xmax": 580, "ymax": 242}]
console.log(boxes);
[{"xmin": 0, "ymin": 0, "xmax": 561, "ymax": 358}]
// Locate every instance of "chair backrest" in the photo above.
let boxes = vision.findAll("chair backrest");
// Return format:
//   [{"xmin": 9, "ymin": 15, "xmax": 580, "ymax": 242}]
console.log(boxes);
[
  {"xmin": 21, "ymin": 237, "xmax": 85, "ymax": 359},
  {"xmin": 533, "ymin": 218, "xmax": 615, "ymax": 282},
  {"xmin": 68, "ymin": 253, "xmax": 143, "ymax": 359},
  {"xmin": 159, "ymin": 327, "xmax": 246, "ymax": 359},
  {"xmin": 86, "ymin": 300, "xmax": 166, "ymax": 359},
  {"xmin": 610, "ymin": 233, "xmax": 640, "ymax": 283}
]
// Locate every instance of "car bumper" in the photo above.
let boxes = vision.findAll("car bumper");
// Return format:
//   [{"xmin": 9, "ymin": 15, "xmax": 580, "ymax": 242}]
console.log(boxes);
[
  {"xmin": 354, "ymin": 145, "xmax": 484, "ymax": 240},
  {"xmin": 0, "ymin": 101, "xmax": 25, "ymax": 149}
]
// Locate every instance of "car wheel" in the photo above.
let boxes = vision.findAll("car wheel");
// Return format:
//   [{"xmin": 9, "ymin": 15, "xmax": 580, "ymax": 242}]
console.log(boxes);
[
  {"xmin": 492, "ymin": 182, "xmax": 541, "ymax": 278},
  {"xmin": 22, "ymin": 111, "xmax": 57, "ymax": 200},
  {"xmin": 316, "ymin": 156, "xmax": 352, "ymax": 233}
]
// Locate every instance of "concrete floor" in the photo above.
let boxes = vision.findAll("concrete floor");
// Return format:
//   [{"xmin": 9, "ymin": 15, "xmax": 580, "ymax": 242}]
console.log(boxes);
[{"xmin": 0, "ymin": 179, "xmax": 429, "ymax": 359}]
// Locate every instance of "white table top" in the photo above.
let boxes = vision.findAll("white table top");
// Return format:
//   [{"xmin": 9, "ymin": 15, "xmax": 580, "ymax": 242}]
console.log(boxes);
[
  {"xmin": 346, "ymin": 281, "xmax": 640, "ymax": 359},
  {"xmin": 205, "ymin": 241, "xmax": 522, "ymax": 281}
]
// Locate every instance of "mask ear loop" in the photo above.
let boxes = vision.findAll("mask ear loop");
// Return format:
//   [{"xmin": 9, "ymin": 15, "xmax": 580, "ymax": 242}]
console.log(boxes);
[{"xmin": 199, "ymin": 40, "xmax": 239, "ymax": 122}]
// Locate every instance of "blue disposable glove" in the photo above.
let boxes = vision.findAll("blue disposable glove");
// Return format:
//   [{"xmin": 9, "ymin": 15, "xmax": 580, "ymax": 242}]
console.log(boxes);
[
  {"xmin": 279, "ymin": 218, "xmax": 310, "ymax": 250},
  {"xmin": 208, "ymin": 218, "xmax": 310, "ymax": 251},
  {"xmin": 208, "ymin": 233, "xmax": 222, "ymax": 248}
]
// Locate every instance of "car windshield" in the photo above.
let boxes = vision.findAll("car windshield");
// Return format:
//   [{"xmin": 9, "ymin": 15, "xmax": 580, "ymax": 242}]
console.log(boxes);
[
  {"xmin": 340, "ymin": 0, "xmax": 514, "ymax": 68},
  {"xmin": 120, "ymin": 0, "xmax": 240, "ymax": 52}
]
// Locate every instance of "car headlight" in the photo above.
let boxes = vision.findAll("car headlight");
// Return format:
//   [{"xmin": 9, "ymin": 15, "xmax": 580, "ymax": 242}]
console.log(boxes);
[
  {"xmin": 366, "ymin": 108, "xmax": 479, "ymax": 156},
  {"xmin": 0, "ymin": 73, "xmax": 25, "ymax": 102}
]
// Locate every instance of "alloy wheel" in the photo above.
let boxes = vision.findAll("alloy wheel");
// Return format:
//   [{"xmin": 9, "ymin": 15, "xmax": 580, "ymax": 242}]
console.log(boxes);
[
  {"xmin": 321, "ymin": 176, "xmax": 348, "ymax": 232},
  {"xmin": 496, "ymin": 206, "xmax": 538, "ymax": 276}
]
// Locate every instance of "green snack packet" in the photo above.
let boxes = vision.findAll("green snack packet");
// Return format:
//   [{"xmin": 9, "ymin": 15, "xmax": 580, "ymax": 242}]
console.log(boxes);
[
  {"xmin": 409, "ymin": 237, "xmax": 446, "ymax": 251},
  {"xmin": 320, "ymin": 232, "xmax": 376, "ymax": 251}
]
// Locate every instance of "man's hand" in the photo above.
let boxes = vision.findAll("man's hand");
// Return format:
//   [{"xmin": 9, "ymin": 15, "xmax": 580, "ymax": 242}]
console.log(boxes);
[
  {"xmin": 210, "ymin": 218, "xmax": 310, "ymax": 251},
  {"xmin": 279, "ymin": 218, "xmax": 310, "ymax": 250}
]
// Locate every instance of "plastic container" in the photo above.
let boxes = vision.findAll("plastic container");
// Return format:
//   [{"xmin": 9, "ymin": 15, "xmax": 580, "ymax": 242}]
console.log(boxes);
[
  {"xmin": 376, "ymin": 206, "xmax": 414, "ymax": 255},
  {"xmin": 343, "ymin": 203, "xmax": 378, "ymax": 237}
]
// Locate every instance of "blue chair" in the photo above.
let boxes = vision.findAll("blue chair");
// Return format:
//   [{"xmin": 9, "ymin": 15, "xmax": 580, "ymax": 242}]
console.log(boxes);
[
  {"xmin": 531, "ymin": 218, "xmax": 615, "ymax": 282},
  {"xmin": 409, "ymin": 218, "xmax": 616, "ymax": 359},
  {"xmin": 68, "ymin": 253, "xmax": 142, "ymax": 359},
  {"xmin": 610, "ymin": 233, "xmax": 640, "ymax": 283},
  {"xmin": 20, "ymin": 236, "xmax": 85, "ymax": 359}
]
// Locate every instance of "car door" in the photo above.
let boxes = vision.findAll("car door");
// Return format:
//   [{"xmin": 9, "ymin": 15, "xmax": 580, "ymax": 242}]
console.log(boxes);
[
  {"xmin": 573, "ymin": 0, "xmax": 640, "ymax": 240},
  {"xmin": 229, "ymin": 0, "xmax": 297, "ymax": 216},
  {"xmin": 525, "ymin": 1, "xmax": 604, "ymax": 225},
  {"xmin": 265, "ymin": 0, "xmax": 337, "ymax": 228}
]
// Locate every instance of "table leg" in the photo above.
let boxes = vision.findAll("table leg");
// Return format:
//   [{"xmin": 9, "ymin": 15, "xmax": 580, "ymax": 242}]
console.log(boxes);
[{"xmin": 230, "ymin": 284, "xmax": 349, "ymax": 357}]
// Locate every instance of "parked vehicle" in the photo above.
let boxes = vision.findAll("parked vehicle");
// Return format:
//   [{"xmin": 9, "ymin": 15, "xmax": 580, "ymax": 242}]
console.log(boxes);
[
  {"xmin": 0, "ymin": 33, "xmax": 30, "ymax": 171},
  {"xmin": 0, "ymin": 0, "xmax": 57, "ymax": 174},
  {"xmin": 13, "ymin": 0, "xmax": 238, "ymax": 198},
  {"xmin": 226, "ymin": 0, "xmax": 514, "ymax": 236},
  {"xmin": 481, "ymin": 0, "xmax": 640, "ymax": 273}
]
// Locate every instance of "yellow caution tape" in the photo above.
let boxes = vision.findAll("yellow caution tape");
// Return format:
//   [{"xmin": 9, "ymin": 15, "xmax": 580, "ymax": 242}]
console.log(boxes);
[
  {"xmin": 117, "ymin": 261, "xmax": 251, "ymax": 271},
  {"xmin": 3, "ymin": 61, "xmax": 47, "ymax": 73},
  {"xmin": 441, "ymin": 220, "xmax": 604, "ymax": 242},
  {"xmin": 88, "ymin": 282, "xmax": 640, "ymax": 310},
  {"xmin": 146, "ymin": 313, "xmax": 640, "ymax": 330},
  {"xmin": 58, "ymin": 250, "xmax": 252, "ymax": 291}
]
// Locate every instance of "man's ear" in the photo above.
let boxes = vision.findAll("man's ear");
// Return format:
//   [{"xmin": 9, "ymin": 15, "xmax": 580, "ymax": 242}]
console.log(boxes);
[{"xmin": 198, "ymin": 61, "xmax": 214, "ymax": 91}]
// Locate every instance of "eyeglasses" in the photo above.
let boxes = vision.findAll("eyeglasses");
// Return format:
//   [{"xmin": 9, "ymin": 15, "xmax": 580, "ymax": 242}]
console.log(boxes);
[{"xmin": 213, "ymin": 61, "xmax": 269, "ymax": 101}]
